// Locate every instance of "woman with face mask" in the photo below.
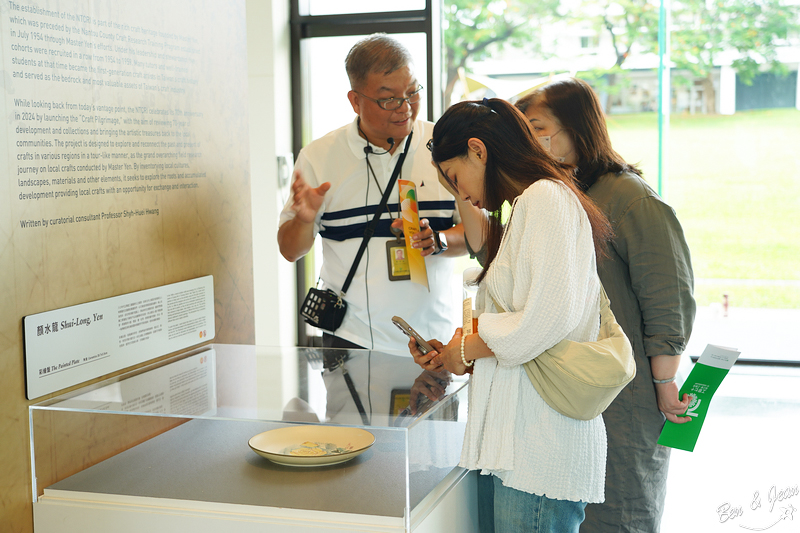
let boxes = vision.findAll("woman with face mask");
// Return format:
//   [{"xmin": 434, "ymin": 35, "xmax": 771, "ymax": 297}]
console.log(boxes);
[
  {"xmin": 516, "ymin": 78, "xmax": 696, "ymax": 533},
  {"xmin": 413, "ymin": 97, "xmax": 613, "ymax": 533}
]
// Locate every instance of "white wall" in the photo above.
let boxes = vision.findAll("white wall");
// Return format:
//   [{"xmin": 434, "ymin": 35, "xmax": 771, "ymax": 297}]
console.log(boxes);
[{"xmin": 247, "ymin": 0, "xmax": 297, "ymax": 346}]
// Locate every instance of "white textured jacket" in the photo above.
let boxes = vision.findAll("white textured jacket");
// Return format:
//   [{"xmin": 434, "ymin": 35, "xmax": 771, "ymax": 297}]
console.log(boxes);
[{"xmin": 461, "ymin": 179, "xmax": 607, "ymax": 503}]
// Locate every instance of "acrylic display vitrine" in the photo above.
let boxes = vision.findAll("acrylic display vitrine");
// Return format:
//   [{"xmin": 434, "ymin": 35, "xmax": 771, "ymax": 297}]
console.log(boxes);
[{"xmin": 30, "ymin": 344, "xmax": 477, "ymax": 532}]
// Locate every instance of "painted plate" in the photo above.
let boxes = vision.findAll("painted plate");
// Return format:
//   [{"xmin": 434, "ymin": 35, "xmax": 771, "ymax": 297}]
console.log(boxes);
[{"xmin": 248, "ymin": 425, "xmax": 375, "ymax": 467}]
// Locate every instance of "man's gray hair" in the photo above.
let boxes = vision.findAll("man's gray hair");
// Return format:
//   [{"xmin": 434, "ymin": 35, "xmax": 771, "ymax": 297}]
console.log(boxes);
[{"xmin": 345, "ymin": 34, "xmax": 413, "ymax": 90}]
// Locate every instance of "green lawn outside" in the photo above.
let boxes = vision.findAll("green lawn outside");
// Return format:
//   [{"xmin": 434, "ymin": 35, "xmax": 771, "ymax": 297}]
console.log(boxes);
[
  {"xmin": 452, "ymin": 108, "xmax": 800, "ymax": 309},
  {"xmin": 609, "ymin": 108, "xmax": 800, "ymax": 308}
]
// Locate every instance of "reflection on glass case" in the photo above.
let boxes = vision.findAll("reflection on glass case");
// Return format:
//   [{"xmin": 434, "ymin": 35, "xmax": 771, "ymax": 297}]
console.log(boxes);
[{"xmin": 30, "ymin": 344, "xmax": 471, "ymax": 532}]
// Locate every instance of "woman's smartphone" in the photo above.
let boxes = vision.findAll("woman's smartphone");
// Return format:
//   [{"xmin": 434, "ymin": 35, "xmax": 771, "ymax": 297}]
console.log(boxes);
[{"xmin": 391, "ymin": 316, "xmax": 435, "ymax": 355}]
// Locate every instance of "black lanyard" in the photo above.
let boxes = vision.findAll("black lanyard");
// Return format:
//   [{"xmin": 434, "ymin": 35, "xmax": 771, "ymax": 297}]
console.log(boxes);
[{"xmin": 339, "ymin": 131, "xmax": 413, "ymax": 298}]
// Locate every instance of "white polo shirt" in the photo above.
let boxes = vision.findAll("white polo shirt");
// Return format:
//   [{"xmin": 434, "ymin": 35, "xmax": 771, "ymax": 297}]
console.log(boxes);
[{"xmin": 279, "ymin": 118, "xmax": 459, "ymax": 353}]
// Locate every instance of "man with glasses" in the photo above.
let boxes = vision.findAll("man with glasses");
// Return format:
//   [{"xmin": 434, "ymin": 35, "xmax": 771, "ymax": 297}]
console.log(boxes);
[{"xmin": 278, "ymin": 33, "xmax": 468, "ymax": 353}]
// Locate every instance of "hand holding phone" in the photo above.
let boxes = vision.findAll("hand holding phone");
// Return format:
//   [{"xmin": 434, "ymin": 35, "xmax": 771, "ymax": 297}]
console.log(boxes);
[{"xmin": 391, "ymin": 316, "xmax": 435, "ymax": 355}]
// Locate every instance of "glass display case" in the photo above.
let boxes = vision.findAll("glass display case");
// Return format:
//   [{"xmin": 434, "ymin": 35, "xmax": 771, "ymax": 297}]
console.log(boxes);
[{"xmin": 30, "ymin": 344, "xmax": 476, "ymax": 533}]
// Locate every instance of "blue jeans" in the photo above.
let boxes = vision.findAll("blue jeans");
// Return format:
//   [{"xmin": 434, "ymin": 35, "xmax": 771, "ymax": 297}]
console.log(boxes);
[{"xmin": 478, "ymin": 473, "xmax": 587, "ymax": 533}]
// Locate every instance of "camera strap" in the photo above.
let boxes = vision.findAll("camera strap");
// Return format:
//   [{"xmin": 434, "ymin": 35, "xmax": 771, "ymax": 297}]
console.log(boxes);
[
  {"xmin": 341, "ymin": 365, "xmax": 370, "ymax": 425},
  {"xmin": 339, "ymin": 130, "xmax": 414, "ymax": 298}
]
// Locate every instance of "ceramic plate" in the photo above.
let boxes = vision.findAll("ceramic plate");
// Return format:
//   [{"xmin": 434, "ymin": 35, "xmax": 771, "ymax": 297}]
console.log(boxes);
[{"xmin": 248, "ymin": 425, "xmax": 375, "ymax": 467}]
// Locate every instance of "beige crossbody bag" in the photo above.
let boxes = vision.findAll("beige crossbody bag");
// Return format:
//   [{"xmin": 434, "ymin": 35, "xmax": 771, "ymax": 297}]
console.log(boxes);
[{"xmin": 493, "ymin": 286, "xmax": 636, "ymax": 420}]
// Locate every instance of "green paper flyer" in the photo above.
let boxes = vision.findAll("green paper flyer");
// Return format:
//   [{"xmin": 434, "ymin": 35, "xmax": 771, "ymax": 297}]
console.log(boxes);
[{"xmin": 658, "ymin": 344, "xmax": 740, "ymax": 452}]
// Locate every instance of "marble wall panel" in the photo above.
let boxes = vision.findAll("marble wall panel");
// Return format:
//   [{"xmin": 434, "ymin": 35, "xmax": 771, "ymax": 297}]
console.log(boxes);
[{"xmin": 0, "ymin": 1, "xmax": 254, "ymax": 531}]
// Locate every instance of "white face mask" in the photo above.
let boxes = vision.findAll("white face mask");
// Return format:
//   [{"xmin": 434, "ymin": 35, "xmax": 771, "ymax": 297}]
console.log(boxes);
[
  {"xmin": 538, "ymin": 135, "xmax": 566, "ymax": 162},
  {"xmin": 538, "ymin": 135, "xmax": 552, "ymax": 151}
]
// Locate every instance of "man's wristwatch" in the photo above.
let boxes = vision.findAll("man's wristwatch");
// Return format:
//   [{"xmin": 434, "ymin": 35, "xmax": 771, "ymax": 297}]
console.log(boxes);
[{"xmin": 431, "ymin": 230, "xmax": 448, "ymax": 255}]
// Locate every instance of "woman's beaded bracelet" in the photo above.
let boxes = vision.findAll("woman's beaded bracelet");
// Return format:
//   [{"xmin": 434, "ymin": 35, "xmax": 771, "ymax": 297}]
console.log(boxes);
[
  {"xmin": 652, "ymin": 376, "xmax": 676, "ymax": 384},
  {"xmin": 461, "ymin": 334, "xmax": 474, "ymax": 368}
]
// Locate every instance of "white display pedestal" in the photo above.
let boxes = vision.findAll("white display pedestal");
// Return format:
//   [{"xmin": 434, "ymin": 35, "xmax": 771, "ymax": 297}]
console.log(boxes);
[{"xmin": 34, "ymin": 467, "xmax": 477, "ymax": 533}]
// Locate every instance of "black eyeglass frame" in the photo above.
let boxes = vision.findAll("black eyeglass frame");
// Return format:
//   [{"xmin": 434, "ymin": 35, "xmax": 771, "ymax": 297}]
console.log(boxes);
[
  {"xmin": 426, "ymin": 139, "xmax": 458, "ymax": 193},
  {"xmin": 355, "ymin": 84, "xmax": 424, "ymax": 111}
]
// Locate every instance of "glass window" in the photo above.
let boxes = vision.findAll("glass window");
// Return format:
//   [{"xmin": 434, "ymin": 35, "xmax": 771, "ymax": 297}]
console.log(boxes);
[
  {"xmin": 290, "ymin": 1, "xmax": 437, "ymax": 346},
  {"xmin": 667, "ymin": 0, "xmax": 800, "ymax": 363},
  {"xmin": 300, "ymin": 32, "xmax": 430, "ymax": 314},
  {"xmin": 292, "ymin": 1, "xmax": 800, "ymax": 359},
  {"xmin": 437, "ymin": 4, "xmax": 800, "ymax": 530},
  {"xmin": 664, "ymin": 103, "xmax": 800, "ymax": 363},
  {"xmin": 444, "ymin": 0, "xmax": 800, "ymax": 363},
  {"xmin": 302, "ymin": 33, "xmax": 429, "ymax": 143},
  {"xmin": 301, "ymin": 0, "xmax": 426, "ymax": 16}
]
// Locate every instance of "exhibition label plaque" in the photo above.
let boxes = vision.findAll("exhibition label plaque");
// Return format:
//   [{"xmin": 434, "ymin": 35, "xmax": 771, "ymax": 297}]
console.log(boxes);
[{"xmin": 23, "ymin": 275, "xmax": 214, "ymax": 399}]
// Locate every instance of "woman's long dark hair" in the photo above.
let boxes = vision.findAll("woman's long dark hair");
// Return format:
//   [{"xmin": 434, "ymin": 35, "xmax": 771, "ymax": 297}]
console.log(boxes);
[
  {"xmin": 429, "ymin": 98, "xmax": 612, "ymax": 282},
  {"xmin": 515, "ymin": 77, "xmax": 641, "ymax": 190}
]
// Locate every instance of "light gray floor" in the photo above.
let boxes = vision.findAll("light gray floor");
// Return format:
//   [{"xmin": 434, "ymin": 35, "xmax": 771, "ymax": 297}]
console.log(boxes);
[{"xmin": 661, "ymin": 364, "xmax": 800, "ymax": 532}]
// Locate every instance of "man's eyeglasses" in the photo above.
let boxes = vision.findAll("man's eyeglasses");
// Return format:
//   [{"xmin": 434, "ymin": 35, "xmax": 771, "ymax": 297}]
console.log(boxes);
[{"xmin": 356, "ymin": 85, "xmax": 424, "ymax": 111}]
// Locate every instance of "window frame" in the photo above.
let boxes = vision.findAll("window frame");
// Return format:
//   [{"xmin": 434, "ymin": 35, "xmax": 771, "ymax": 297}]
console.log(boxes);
[{"xmin": 288, "ymin": 1, "xmax": 441, "ymax": 346}]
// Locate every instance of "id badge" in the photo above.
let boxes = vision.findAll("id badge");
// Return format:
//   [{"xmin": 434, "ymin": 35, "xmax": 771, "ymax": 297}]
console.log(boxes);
[{"xmin": 386, "ymin": 239, "xmax": 411, "ymax": 281}]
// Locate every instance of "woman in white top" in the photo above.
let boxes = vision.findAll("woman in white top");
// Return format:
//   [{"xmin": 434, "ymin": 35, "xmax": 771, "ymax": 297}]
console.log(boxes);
[{"xmin": 412, "ymin": 98, "xmax": 612, "ymax": 533}]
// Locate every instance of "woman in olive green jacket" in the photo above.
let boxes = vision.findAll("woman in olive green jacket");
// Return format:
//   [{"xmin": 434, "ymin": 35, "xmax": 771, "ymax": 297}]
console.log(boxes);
[{"xmin": 516, "ymin": 78, "xmax": 696, "ymax": 533}]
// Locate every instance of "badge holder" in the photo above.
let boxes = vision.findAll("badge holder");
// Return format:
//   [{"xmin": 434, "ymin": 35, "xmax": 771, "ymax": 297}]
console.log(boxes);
[{"xmin": 386, "ymin": 226, "xmax": 411, "ymax": 281}]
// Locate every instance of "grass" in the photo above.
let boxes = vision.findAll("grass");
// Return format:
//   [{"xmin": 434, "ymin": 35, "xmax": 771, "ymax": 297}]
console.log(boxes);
[
  {"xmin": 452, "ymin": 109, "xmax": 800, "ymax": 309},
  {"xmin": 608, "ymin": 108, "xmax": 800, "ymax": 308}
]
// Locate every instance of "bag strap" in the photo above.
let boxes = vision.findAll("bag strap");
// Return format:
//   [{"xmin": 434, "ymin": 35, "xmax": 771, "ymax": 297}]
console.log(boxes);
[
  {"xmin": 490, "ymin": 283, "xmax": 610, "ymax": 321},
  {"xmin": 340, "ymin": 131, "xmax": 414, "ymax": 296}
]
